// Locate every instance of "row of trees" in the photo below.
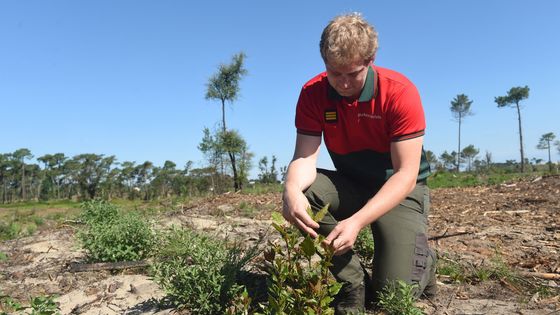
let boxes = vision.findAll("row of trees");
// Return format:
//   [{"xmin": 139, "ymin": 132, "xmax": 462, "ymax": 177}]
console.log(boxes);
[
  {"xmin": 449, "ymin": 86, "xmax": 559, "ymax": 172},
  {"xmin": 4, "ymin": 140, "xmax": 555, "ymax": 204},
  {"xmin": 0, "ymin": 148, "xmax": 281, "ymax": 203},
  {"xmin": 427, "ymin": 137, "xmax": 560, "ymax": 173}
]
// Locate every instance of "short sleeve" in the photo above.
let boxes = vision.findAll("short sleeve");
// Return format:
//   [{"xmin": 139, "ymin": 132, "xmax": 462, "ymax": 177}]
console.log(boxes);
[
  {"xmin": 387, "ymin": 84, "xmax": 426, "ymax": 142},
  {"xmin": 295, "ymin": 87, "xmax": 322, "ymax": 136}
]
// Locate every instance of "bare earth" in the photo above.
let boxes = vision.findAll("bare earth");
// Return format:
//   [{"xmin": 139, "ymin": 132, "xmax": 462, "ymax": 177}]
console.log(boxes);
[{"xmin": 1, "ymin": 175, "xmax": 559, "ymax": 314}]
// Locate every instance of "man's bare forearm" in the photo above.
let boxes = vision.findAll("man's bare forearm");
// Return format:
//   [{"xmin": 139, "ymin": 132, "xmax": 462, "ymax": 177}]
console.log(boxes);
[{"xmin": 284, "ymin": 158, "xmax": 317, "ymax": 194}]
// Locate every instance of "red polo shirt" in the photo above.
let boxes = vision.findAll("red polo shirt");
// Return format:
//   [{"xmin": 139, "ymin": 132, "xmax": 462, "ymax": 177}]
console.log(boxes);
[{"xmin": 295, "ymin": 65, "xmax": 430, "ymax": 185}]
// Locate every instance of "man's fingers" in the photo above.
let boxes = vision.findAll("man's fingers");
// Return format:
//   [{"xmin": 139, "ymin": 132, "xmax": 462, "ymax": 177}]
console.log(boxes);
[
  {"xmin": 295, "ymin": 211, "xmax": 320, "ymax": 229},
  {"xmin": 324, "ymin": 229, "xmax": 339, "ymax": 247},
  {"xmin": 334, "ymin": 244, "xmax": 351, "ymax": 256},
  {"xmin": 294, "ymin": 217, "xmax": 318, "ymax": 238}
]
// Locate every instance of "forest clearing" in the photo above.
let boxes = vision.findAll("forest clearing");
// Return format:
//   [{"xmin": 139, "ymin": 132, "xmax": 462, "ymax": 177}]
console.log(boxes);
[{"xmin": 1, "ymin": 175, "xmax": 559, "ymax": 314}]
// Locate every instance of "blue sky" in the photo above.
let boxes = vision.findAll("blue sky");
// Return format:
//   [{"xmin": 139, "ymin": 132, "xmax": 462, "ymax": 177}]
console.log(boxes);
[{"xmin": 1, "ymin": 1, "xmax": 559, "ymax": 178}]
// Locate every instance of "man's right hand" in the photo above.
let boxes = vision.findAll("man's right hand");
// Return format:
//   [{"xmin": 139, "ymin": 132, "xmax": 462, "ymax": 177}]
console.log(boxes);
[{"xmin": 282, "ymin": 188, "xmax": 320, "ymax": 238}]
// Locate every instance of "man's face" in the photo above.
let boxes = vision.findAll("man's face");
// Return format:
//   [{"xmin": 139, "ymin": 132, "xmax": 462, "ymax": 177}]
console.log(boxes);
[{"xmin": 325, "ymin": 59, "xmax": 370, "ymax": 99}]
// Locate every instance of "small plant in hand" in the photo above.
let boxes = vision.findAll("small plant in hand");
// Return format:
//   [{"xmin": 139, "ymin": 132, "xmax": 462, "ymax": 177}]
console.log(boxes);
[
  {"xmin": 150, "ymin": 227, "xmax": 259, "ymax": 315},
  {"xmin": 78, "ymin": 200, "xmax": 156, "ymax": 262},
  {"xmin": 0, "ymin": 294, "xmax": 61, "ymax": 315},
  {"xmin": 377, "ymin": 280, "xmax": 424, "ymax": 315},
  {"xmin": 260, "ymin": 205, "xmax": 342, "ymax": 315}
]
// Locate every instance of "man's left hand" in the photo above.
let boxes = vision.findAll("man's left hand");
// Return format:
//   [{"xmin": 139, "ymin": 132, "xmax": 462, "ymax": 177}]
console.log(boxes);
[{"xmin": 324, "ymin": 217, "xmax": 362, "ymax": 256}]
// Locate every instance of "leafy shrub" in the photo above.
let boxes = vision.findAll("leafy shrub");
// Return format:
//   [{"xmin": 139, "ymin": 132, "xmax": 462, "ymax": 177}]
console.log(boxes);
[
  {"xmin": 260, "ymin": 206, "xmax": 342, "ymax": 314},
  {"xmin": 151, "ymin": 227, "xmax": 258, "ymax": 315},
  {"xmin": 0, "ymin": 251, "xmax": 7, "ymax": 262},
  {"xmin": 377, "ymin": 280, "xmax": 423, "ymax": 315},
  {"xmin": 0, "ymin": 294, "xmax": 61, "ymax": 315},
  {"xmin": 79, "ymin": 200, "xmax": 119, "ymax": 225},
  {"xmin": 78, "ymin": 200, "xmax": 155, "ymax": 262}
]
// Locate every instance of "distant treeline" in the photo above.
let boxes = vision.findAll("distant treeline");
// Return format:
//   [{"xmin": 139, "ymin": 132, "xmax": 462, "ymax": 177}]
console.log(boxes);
[
  {"xmin": 0, "ymin": 148, "xmax": 282, "ymax": 203},
  {"xmin": 1, "ymin": 147, "xmax": 556, "ymax": 204}
]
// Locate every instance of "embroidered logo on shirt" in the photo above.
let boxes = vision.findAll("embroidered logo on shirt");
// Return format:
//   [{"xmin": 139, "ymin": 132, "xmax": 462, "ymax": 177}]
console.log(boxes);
[
  {"xmin": 358, "ymin": 113, "xmax": 382, "ymax": 120},
  {"xmin": 324, "ymin": 110, "xmax": 338, "ymax": 123}
]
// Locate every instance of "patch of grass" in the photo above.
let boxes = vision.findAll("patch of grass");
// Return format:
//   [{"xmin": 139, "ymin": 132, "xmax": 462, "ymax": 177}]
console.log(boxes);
[
  {"xmin": 487, "ymin": 254, "xmax": 517, "ymax": 282},
  {"xmin": 31, "ymin": 215, "xmax": 45, "ymax": 226},
  {"xmin": 377, "ymin": 280, "xmax": 424, "ymax": 315},
  {"xmin": 242, "ymin": 183, "xmax": 283, "ymax": 195},
  {"xmin": 151, "ymin": 227, "xmax": 258, "ymax": 315},
  {"xmin": 0, "ymin": 251, "xmax": 7, "ymax": 262},
  {"xmin": 25, "ymin": 223, "xmax": 37, "ymax": 236},
  {"xmin": 0, "ymin": 199, "xmax": 78, "ymax": 210},
  {"xmin": 427, "ymin": 171, "xmax": 538, "ymax": 189},
  {"xmin": 532, "ymin": 283, "xmax": 559, "ymax": 298},
  {"xmin": 437, "ymin": 256, "xmax": 467, "ymax": 283},
  {"xmin": 238, "ymin": 201, "xmax": 257, "ymax": 217},
  {"xmin": 437, "ymin": 252, "xmax": 528, "ymax": 291},
  {"xmin": 0, "ymin": 222, "xmax": 22, "ymax": 241},
  {"xmin": 44, "ymin": 212, "xmax": 66, "ymax": 221},
  {"xmin": 0, "ymin": 201, "xmax": 82, "ymax": 240}
]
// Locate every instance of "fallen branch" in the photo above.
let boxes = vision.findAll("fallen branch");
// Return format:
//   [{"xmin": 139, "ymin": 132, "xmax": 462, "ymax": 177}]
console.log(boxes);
[
  {"xmin": 429, "ymin": 231, "xmax": 472, "ymax": 241},
  {"xmin": 68, "ymin": 260, "xmax": 150, "ymax": 273},
  {"xmin": 70, "ymin": 295, "xmax": 103, "ymax": 314},
  {"xmin": 483, "ymin": 210, "xmax": 530, "ymax": 216},
  {"xmin": 520, "ymin": 271, "xmax": 560, "ymax": 280}
]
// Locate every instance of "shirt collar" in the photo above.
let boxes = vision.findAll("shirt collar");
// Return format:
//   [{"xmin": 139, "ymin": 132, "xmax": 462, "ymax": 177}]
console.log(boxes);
[{"xmin": 327, "ymin": 66, "xmax": 378, "ymax": 102}]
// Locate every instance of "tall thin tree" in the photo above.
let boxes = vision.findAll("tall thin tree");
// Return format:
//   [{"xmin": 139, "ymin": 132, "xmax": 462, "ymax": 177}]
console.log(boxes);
[
  {"xmin": 495, "ymin": 86, "xmax": 530, "ymax": 172},
  {"xmin": 450, "ymin": 94, "xmax": 473, "ymax": 172},
  {"xmin": 205, "ymin": 52, "xmax": 248, "ymax": 191},
  {"xmin": 537, "ymin": 132, "xmax": 556, "ymax": 172},
  {"xmin": 206, "ymin": 52, "xmax": 248, "ymax": 133},
  {"xmin": 12, "ymin": 148, "xmax": 33, "ymax": 200}
]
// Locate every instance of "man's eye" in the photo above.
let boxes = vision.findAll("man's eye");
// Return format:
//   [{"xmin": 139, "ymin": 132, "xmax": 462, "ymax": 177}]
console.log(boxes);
[{"xmin": 351, "ymin": 69, "xmax": 363, "ymax": 77}]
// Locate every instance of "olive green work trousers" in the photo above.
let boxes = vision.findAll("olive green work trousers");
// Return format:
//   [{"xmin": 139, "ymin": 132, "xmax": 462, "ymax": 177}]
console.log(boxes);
[{"xmin": 304, "ymin": 169, "xmax": 436, "ymax": 303}]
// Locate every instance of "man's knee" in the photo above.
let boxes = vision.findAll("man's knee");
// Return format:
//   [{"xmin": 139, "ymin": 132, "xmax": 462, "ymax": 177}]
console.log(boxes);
[{"xmin": 304, "ymin": 171, "xmax": 340, "ymax": 212}]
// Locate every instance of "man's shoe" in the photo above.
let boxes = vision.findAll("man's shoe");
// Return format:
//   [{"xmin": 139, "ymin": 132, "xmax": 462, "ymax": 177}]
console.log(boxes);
[
  {"xmin": 333, "ymin": 282, "xmax": 365, "ymax": 315},
  {"xmin": 422, "ymin": 249, "xmax": 438, "ymax": 297}
]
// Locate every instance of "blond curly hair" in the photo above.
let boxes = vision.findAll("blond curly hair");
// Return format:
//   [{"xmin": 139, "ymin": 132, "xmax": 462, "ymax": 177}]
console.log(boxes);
[{"xmin": 320, "ymin": 13, "xmax": 378, "ymax": 66}]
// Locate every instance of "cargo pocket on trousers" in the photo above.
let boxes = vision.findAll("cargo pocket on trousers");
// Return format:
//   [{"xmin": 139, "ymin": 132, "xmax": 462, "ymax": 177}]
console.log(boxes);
[{"xmin": 411, "ymin": 233, "xmax": 429, "ymax": 282}]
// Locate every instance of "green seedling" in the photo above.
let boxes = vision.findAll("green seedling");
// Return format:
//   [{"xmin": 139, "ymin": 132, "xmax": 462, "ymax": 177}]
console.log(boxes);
[{"xmin": 260, "ymin": 205, "xmax": 342, "ymax": 315}]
